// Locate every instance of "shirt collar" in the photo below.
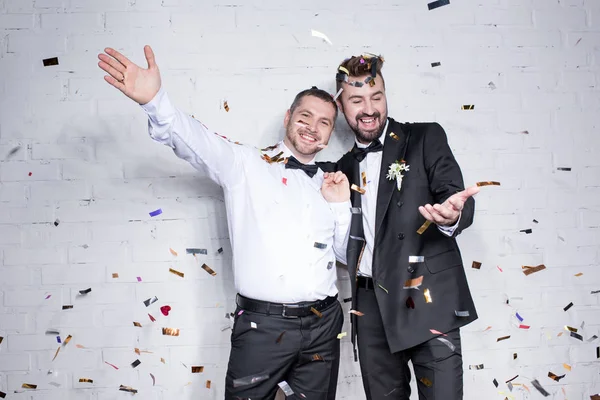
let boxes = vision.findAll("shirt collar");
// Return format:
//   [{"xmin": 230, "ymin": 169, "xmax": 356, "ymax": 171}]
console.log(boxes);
[
  {"xmin": 355, "ymin": 119, "xmax": 389, "ymax": 149},
  {"xmin": 278, "ymin": 141, "xmax": 317, "ymax": 165}
]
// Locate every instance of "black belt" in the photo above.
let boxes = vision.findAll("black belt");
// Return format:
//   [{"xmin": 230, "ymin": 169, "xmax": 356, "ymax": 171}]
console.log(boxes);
[
  {"xmin": 357, "ymin": 275, "xmax": 375, "ymax": 290},
  {"xmin": 236, "ymin": 294, "xmax": 338, "ymax": 318}
]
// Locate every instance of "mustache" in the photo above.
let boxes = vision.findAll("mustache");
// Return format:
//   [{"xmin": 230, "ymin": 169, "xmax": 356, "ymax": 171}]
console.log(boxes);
[{"xmin": 356, "ymin": 112, "xmax": 381, "ymax": 121}]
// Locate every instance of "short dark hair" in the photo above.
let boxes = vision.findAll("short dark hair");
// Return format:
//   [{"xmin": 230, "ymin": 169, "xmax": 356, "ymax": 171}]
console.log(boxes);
[
  {"xmin": 289, "ymin": 86, "xmax": 338, "ymax": 123},
  {"xmin": 336, "ymin": 54, "xmax": 385, "ymax": 93}
]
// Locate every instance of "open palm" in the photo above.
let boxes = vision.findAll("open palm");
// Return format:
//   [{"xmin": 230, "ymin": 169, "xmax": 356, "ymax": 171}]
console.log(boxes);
[{"xmin": 97, "ymin": 45, "xmax": 161, "ymax": 105}]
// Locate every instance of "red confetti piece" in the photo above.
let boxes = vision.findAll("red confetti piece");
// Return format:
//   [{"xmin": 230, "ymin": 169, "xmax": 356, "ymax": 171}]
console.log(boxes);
[
  {"xmin": 28, "ymin": 172, "xmax": 32, "ymax": 176},
  {"xmin": 160, "ymin": 305, "xmax": 171, "ymax": 316},
  {"xmin": 148, "ymin": 313, "xmax": 156, "ymax": 322},
  {"xmin": 519, "ymin": 324, "xmax": 530, "ymax": 329},
  {"xmin": 282, "ymin": 177, "xmax": 287, "ymax": 185},
  {"xmin": 497, "ymin": 266, "xmax": 503, "ymax": 272},
  {"xmin": 105, "ymin": 361, "xmax": 119, "ymax": 370}
]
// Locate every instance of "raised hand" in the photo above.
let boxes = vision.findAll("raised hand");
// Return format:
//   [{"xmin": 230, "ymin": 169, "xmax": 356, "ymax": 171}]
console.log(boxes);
[
  {"xmin": 98, "ymin": 45, "xmax": 161, "ymax": 105},
  {"xmin": 418, "ymin": 185, "xmax": 480, "ymax": 226},
  {"xmin": 321, "ymin": 171, "xmax": 350, "ymax": 203}
]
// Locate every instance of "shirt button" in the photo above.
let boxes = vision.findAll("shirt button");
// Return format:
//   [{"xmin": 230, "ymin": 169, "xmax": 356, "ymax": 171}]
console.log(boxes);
[
  {"xmin": 407, "ymin": 265, "xmax": 415, "ymax": 273},
  {"xmin": 397, "ymin": 201, "xmax": 404, "ymax": 207},
  {"xmin": 397, "ymin": 233, "xmax": 405, "ymax": 240}
]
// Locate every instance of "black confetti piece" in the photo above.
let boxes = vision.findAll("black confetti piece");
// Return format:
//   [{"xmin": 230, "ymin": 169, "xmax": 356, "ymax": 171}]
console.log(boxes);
[
  {"xmin": 428, "ymin": 0, "xmax": 450, "ymax": 10},
  {"xmin": 461, "ymin": 104, "xmax": 474, "ymax": 110},
  {"xmin": 592, "ymin": 290, "xmax": 600, "ymax": 294},
  {"xmin": 217, "ymin": 247, "xmax": 223, "ymax": 254},
  {"xmin": 78, "ymin": 288, "xmax": 92, "ymax": 295},
  {"xmin": 54, "ymin": 219, "xmax": 60, "ymax": 227},
  {"xmin": 533, "ymin": 219, "xmax": 539, "ymax": 223},
  {"xmin": 492, "ymin": 378, "xmax": 498, "ymax": 388},
  {"xmin": 431, "ymin": 62, "xmax": 441, "ymax": 67},
  {"xmin": 186, "ymin": 248, "xmax": 207, "ymax": 255},
  {"xmin": 6, "ymin": 146, "xmax": 21, "ymax": 159},
  {"xmin": 62, "ymin": 305, "xmax": 73, "ymax": 310},
  {"xmin": 570, "ymin": 331, "xmax": 583, "ymax": 341},
  {"xmin": 564, "ymin": 302, "xmax": 573, "ymax": 311},
  {"xmin": 343, "ymin": 297, "xmax": 352, "ymax": 303},
  {"xmin": 143, "ymin": 296, "xmax": 158, "ymax": 307},
  {"xmin": 557, "ymin": 167, "xmax": 571, "ymax": 171},
  {"xmin": 43, "ymin": 57, "xmax": 59, "ymax": 66},
  {"xmin": 131, "ymin": 359, "xmax": 141, "ymax": 368},
  {"xmin": 531, "ymin": 379, "xmax": 550, "ymax": 397},
  {"xmin": 520, "ymin": 229, "xmax": 532, "ymax": 234},
  {"xmin": 313, "ymin": 242, "xmax": 327, "ymax": 249},
  {"xmin": 327, "ymin": 261, "xmax": 334, "ymax": 270}
]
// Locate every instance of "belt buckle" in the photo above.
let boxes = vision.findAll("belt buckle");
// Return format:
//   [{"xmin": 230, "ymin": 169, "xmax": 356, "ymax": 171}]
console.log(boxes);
[{"xmin": 281, "ymin": 303, "xmax": 301, "ymax": 319}]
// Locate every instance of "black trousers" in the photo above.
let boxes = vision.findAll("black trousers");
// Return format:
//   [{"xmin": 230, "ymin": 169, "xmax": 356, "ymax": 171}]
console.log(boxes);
[
  {"xmin": 356, "ymin": 287, "xmax": 463, "ymax": 400},
  {"xmin": 225, "ymin": 298, "xmax": 344, "ymax": 400}
]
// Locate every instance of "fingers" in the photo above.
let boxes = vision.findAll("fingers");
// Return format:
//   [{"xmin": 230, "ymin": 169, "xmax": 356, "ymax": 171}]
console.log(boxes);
[
  {"xmin": 98, "ymin": 60, "xmax": 125, "ymax": 83},
  {"xmin": 144, "ymin": 45, "xmax": 157, "ymax": 69},
  {"xmin": 456, "ymin": 185, "xmax": 481, "ymax": 201},
  {"xmin": 103, "ymin": 75, "xmax": 126, "ymax": 93},
  {"xmin": 432, "ymin": 203, "xmax": 459, "ymax": 221},
  {"xmin": 418, "ymin": 206, "xmax": 435, "ymax": 222},
  {"xmin": 98, "ymin": 53, "xmax": 126, "ymax": 74},
  {"xmin": 104, "ymin": 47, "xmax": 133, "ymax": 69},
  {"xmin": 421, "ymin": 204, "xmax": 453, "ymax": 225},
  {"xmin": 332, "ymin": 171, "xmax": 347, "ymax": 184},
  {"xmin": 446, "ymin": 196, "xmax": 464, "ymax": 212}
]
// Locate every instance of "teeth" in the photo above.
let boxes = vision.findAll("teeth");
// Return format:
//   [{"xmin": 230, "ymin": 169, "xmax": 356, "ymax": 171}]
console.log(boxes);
[{"xmin": 300, "ymin": 133, "xmax": 316, "ymax": 142}]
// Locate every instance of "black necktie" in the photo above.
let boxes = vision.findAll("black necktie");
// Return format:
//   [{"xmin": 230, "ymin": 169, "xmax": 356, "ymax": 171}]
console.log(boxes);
[
  {"xmin": 285, "ymin": 156, "xmax": 319, "ymax": 178},
  {"xmin": 351, "ymin": 140, "xmax": 383, "ymax": 162}
]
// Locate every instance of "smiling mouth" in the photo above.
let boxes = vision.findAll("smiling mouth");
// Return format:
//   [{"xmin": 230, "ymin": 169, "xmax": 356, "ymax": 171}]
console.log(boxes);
[
  {"xmin": 358, "ymin": 117, "xmax": 378, "ymax": 127},
  {"xmin": 299, "ymin": 132, "xmax": 318, "ymax": 143}
]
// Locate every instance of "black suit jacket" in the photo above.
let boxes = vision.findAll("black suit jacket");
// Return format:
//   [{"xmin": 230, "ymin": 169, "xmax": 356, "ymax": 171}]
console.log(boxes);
[{"xmin": 337, "ymin": 118, "xmax": 478, "ymax": 354}]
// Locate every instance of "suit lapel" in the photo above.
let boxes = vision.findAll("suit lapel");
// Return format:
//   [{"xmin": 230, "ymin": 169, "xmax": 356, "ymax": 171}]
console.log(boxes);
[{"xmin": 374, "ymin": 119, "xmax": 410, "ymax": 244}]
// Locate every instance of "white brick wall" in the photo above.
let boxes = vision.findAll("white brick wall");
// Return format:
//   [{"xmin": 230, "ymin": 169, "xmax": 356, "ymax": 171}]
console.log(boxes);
[{"xmin": 0, "ymin": 0, "xmax": 599, "ymax": 399}]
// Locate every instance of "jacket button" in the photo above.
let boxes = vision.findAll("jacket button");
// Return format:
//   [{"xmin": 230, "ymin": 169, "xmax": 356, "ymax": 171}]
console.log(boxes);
[
  {"xmin": 397, "ymin": 233, "xmax": 405, "ymax": 240},
  {"xmin": 397, "ymin": 201, "xmax": 404, "ymax": 207},
  {"xmin": 407, "ymin": 265, "xmax": 415, "ymax": 273}
]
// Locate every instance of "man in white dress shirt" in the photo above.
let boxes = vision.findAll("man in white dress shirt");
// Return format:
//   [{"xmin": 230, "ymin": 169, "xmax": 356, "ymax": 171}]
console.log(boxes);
[{"xmin": 97, "ymin": 45, "xmax": 351, "ymax": 400}]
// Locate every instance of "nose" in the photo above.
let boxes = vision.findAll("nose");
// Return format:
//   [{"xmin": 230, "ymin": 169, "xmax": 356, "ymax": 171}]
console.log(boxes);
[{"xmin": 363, "ymin": 100, "xmax": 375, "ymax": 116}]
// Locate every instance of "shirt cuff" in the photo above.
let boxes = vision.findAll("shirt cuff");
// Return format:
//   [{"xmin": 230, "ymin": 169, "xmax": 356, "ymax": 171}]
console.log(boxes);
[
  {"xmin": 329, "ymin": 200, "xmax": 352, "ymax": 223},
  {"xmin": 140, "ymin": 85, "xmax": 176, "ymax": 124},
  {"xmin": 437, "ymin": 212, "xmax": 461, "ymax": 237}
]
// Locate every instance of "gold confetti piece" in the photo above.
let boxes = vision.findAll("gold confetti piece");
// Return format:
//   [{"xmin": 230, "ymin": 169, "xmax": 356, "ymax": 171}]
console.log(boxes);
[
  {"xmin": 558, "ymin": 332, "xmax": 564, "ymax": 337},
  {"xmin": 191, "ymin": 366, "xmax": 204, "ymax": 373},
  {"xmin": 112, "ymin": 273, "xmax": 119, "ymax": 278},
  {"xmin": 351, "ymin": 184, "xmax": 366, "ymax": 194},
  {"xmin": 472, "ymin": 261, "xmax": 482, "ymax": 269},
  {"xmin": 563, "ymin": 363, "xmax": 571, "ymax": 371},
  {"xmin": 522, "ymin": 264, "xmax": 546, "ymax": 276},
  {"xmin": 311, "ymin": 307, "xmax": 323, "ymax": 318},
  {"xmin": 160, "ymin": 357, "xmax": 166, "ymax": 364},
  {"xmin": 461, "ymin": 105, "xmax": 474, "ymax": 110},
  {"xmin": 134, "ymin": 348, "xmax": 141, "ymax": 355},
  {"xmin": 169, "ymin": 248, "xmax": 178, "ymax": 256},
  {"xmin": 497, "ymin": 335, "xmax": 511, "ymax": 342},
  {"xmin": 476, "ymin": 181, "xmax": 501, "ymax": 187},
  {"xmin": 337, "ymin": 332, "xmax": 347, "ymax": 339},
  {"xmin": 362, "ymin": 171, "xmax": 367, "ymax": 186},
  {"xmin": 276, "ymin": 331, "xmax": 286, "ymax": 344},
  {"xmin": 424, "ymin": 289, "xmax": 433, "ymax": 303},
  {"xmin": 575, "ymin": 272, "xmax": 583, "ymax": 277},
  {"xmin": 378, "ymin": 284, "xmax": 389, "ymax": 294},
  {"xmin": 169, "ymin": 268, "xmax": 184, "ymax": 278},
  {"xmin": 62, "ymin": 305, "xmax": 73, "ymax": 310},
  {"xmin": 206, "ymin": 380, "xmax": 211, "ymax": 389},
  {"xmin": 349, "ymin": 310, "xmax": 364, "ymax": 316},
  {"xmin": 338, "ymin": 66, "xmax": 350, "ymax": 75},
  {"xmin": 469, "ymin": 364, "xmax": 484, "ymax": 370},
  {"xmin": 417, "ymin": 220, "xmax": 432, "ymax": 235},
  {"xmin": 133, "ymin": 322, "xmax": 142, "ymax": 327},
  {"xmin": 162, "ymin": 327, "xmax": 180, "ymax": 336},
  {"xmin": 79, "ymin": 378, "xmax": 93, "ymax": 383},
  {"xmin": 565, "ymin": 326, "xmax": 578, "ymax": 332},
  {"xmin": 403, "ymin": 276, "xmax": 423, "ymax": 289},
  {"xmin": 119, "ymin": 385, "xmax": 138, "ymax": 394},
  {"xmin": 483, "ymin": 326, "xmax": 492, "ymax": 332},
  {"xmin": 419, "ymin": 377, "xmax": 433, "ymax": 387},
  {"xmin": 22, "ymin": 383, "xmax": 37, "ymax": 389},
  {"xmin": 64, "ymin": 335, "xmax": 72, "ymax": 345},
  {"xmin": 548, "ymin": 372, "xmax": 565, "ymax": 382},
  {"xmin": 75, "ymin": 344, "xmax": 85, "ymax": 349},
  {"xmin": 223, "ymin": 100, "xmax": 229, "ymax": 112},
  {"xmin": 389, "ymin": 132, "xmax": 400, "ymax": 141},
  {"xmin": 52, "ymin": 346, "xmax": 61, "ymax": 361},
  {"xmin": 201, "ymin": 263, "xmax": 217, "ymax": 276},
  {"xmin": 311, "ymin": 354, "xmax": 324, "ymax": 361}
]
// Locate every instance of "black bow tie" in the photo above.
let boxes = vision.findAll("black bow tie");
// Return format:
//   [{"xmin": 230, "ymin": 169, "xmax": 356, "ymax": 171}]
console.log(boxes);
[
  {"xmin": 285, "ymin": 156, "xmax": 319, "ymax": 178},
  {"xmin": 352, "ymin": 140, "xmax": 383, "ymax": 162}
]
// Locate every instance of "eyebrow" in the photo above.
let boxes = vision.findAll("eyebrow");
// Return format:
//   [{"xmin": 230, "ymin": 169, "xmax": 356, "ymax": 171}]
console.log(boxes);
[
  {"xmin": 348, "ymin": 91, "xmax": 385, "ymax": 100},
  {"xmin": 297, "ymin": 109, "xmax": 333, "ymax": 125}
]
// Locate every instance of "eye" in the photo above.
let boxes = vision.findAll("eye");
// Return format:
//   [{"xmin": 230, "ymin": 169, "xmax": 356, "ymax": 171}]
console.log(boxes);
[
  {"xmin": 321, "ymin": 121, "xmax": 330, "ymax": 126},
  {"xmin": 351, "ymin": 100, "xmax": 361, "ymax": 104},
  {"xmin": 301, "ymin": 113, "xmax": 310, "ymax": 118},
  {"xmin": 373, "ymin": 97, "xmax": 382, "ymax": 101}
]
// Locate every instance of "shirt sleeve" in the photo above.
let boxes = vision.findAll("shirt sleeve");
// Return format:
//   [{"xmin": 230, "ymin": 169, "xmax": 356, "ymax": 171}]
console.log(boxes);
[
  {"xmin": 437, "ymin": 212, "xmax": 461, "ymax": 237},
  {"xmin": 329, "ymin": 200, "xmax": 352, "ymax": 264},
  {"xmin": 140, "ymin": 85, "xmax": 245, "ymax": 188}
]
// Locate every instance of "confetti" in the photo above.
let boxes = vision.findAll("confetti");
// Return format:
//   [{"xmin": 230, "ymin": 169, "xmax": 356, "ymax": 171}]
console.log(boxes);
[
  {"xmin": 133, "ymin": 322, "xmax": 142, "ymax": 327},
  {"xmin": 424, "ymin": 289, "xmax": 433, "ymax": 303},
  {"xmin": 461, "ymin": 105, "xmax": 474, "ymax": 110},
  {"xmin": 520, "ymin": 229, "xmax": 532, "ymax": 234},
  {"xmin": 64, "ymin": 335, "xmax": 72, "ymax": 345},
  {"xmin": 223, "ymin": 100, "xmax": 230, "ymax": 112},
  {"xmin": 516, "ymin": 312, "xmax": 524, "ymax": 322},
  {"xmin": 310, "ymin": 307, "xmax": 323, "ymax": 318},
  {"xmin": 430, "ymin": 329, "xmax": 447, "ymax": 336},
  {"xmin": 143, "ymin": 296, "xmax": 158, "ymax": 307},
  {"xmin": 522, "ymin": 264, "xmax": 546, "ymax": 276},
  {"xmin": 350, "ymin": 207, "xmax": 361, "ymax": 214},
  {"xmin": 150, "ymin": 373, "xmax": 156, "ymax": 386},
  {"xmin": 206, "ymin": 380, "xmax": 211, "ymax": 388},
  {"xmin": 506, "ymin": 375, "xmax": 519, "ymax": 383},
  {"xmin": 493, "ymin": 378, "xmax": 498, "ymax": 388},
  {"xmin": 406, "ymin": 296, "xmax": 415, "ymax": 309},
  {"xmin": 565, "ymin": 326, "xmax": 578, "ymax": 332},
  {"xmin": 160, "ymin": 305, "xmax": 171, "ymax": 316},
  {"xmin": 332, "ymin": 88, "xmax": 343, "ymax": 101},
  {"xmin": 531, "ymin": 379, "xmax": 550, "ymax": 397},
  {"xmin": 217, "ymin": 247, "xmax": 224, "ymax": 254},
  {"xmin": 488, "ymin": 81, "xmax": 497, "ymax": 90},
  {"xmin": 56, "ymin": 336, "xmax": 61, "ymax": 343},
  {"xmin": 45, "ymin": 294, "xmax": 52, "ymax": 300},
  {"xmin": 563, "ymin": 363, "xmax": 571, "ymax": 371},
  {"xmin": 564, "ymin": 302, "xmax": 574, "ymax": 311},
  {"xmin": 250, "ymin": 322, "xmax": 257, "ymax": 329},
  {"xmin": 403, "ymin": 276, "xmax": 423, "ymax": 289},
  {"xmin": 469, "ymin": 364, "xmax": 484, "ymax": 370},
  {"xmin": 476, "ymin": 181, "xmax": 501, "ymax": 187},
  {"xmin": 349, "ymin": 310, "xmax": 364, "ymax": 316},
  {"xmin": 75, "ymin": 344, "xmax": 85, "ymax": 348},
  {"xmin": 201, "ymin": 263, "xmax": 217, "ymax": 276},
  {"xmin": 588, "ymin": 335, "xmax": 598, "ymax": 342},
  {"xmin": 162, "ymin": 327, "xmax": 180, "ymax": 336},
  {"xmin": 161, "ymin": 357, "xmax": 165, "ymax": 364},
  {"xmin": 431, "ymin": 62, "xmax": 441, "ymax": 67},
  {"xmin": 119, "ymin": 385, "xmax": 138, "ymax": 394},
  {"xmin": 362, "ymin": 171, "xmax": 367, "ymax": 186},
  {"xmin": 313, "ymin": 242, "xmax": 327, "ymax": 249},
  {"xmin": 105, "ymin": 361, "xmax": 119, "ymax": 370},
  {"xmin": 311, "ymin": 29, "xmax": 333, "ymax": 45},
  {"xmin": 169, "ymin": 248, "xmax": 178, "ymax": 256},
  {"xmin": 337, "ymin": 332, "xmax": 347, "ymax": 339},
  {"xmin": 169, "ymin": 268, "xmax": 184, "ymax": 278},
  {"xmin": 497, "ymin": 335, "xmax": 511, "ymax": 342},
  {"xmin": 148, "ymin": 313, "xmax": 156, "ymax": 322},
  {"xmin": 519, "ymin": 325, "xmax": 530, "ymax": 329},
  {"xmin": 575, "ymin": 272, "xmax": 583, "ymax": 277},
  {"xmin": 427, "ymin": 0, "xmax": 450, "ymax": 10},
  {"xmin": 417, "ymin": 220, "xmax": 432, "ymax": 234},
  {"xmin": 389, "ymin": 132, "xmax": 400, "ymax": 141},
  {"xmin": 497, "ymin": 265, "xmax": 503, "ymax": 272},
  {"xmin": 548, "ymin": 372, "xmax": 565, "ymax": 382},
  {"xmin": 22, "ymin": 383, "xmax": 37, "ymax": 389},
  {"xmin": 455, "ymin": 310, "xmax": 470, "ymax": 317},
  {"xmin": 327, "ymin": 261, "xmax": 334, "ymax": 270},
  {"xmin": 408, "ymin": 255, "xmax": 424, "ymax": 263},
  {"xmin": 312, "ymin": 354, "xmax": 324, "ymax": 361},
  {"xmin": 472, "ymin": 261, "xmax": 481, "ymax": 269},
  {"xmin": 186, "ymin": 248, "xmax": 207, "ymax": 255},
  {"xmin": 78, "ymin": 288, "xmax": 92, "ymax": 295},
  {"xmin": 483, "ymin": 326, "xmax": 492, "ymax": 332},
  {"xmin": 276, "ymin": 331, "xmax": 286, "ymax": 344},
  {"xmin": 62, "ymin": 305, "xmax": 73, "ymax": 310},
  {"xmin": 557, "ymin": 167, "xmax": 571, "ymax": 171},
  {"xmin": 419, "ymin": 377, "xmax": 433, "ymax": 387},
  {"xmin": 575, "ymin": 37, "xmax": 582, "ymax": 46},
  {"xmin": 149, "ymin": 208, "xmax": 162, "ymax": 217},
  {"xmin": 79, "ymin": 378, "xmax": 93, "ymax": 383},
  {"xmin": 54, "ymin": 219, "xmax": 60, "ymax": 227},
  {"xmin": 43, "ymin": 57, "xmax": 59, "ymax": 66},
  {"xmin": 136, "ymin": 276, "xmax": 142, "ymax": 282},
  {"xmin": 282, "ymin": 177, "xmax": 287, "ymax": 185},
  {"xmin": 191, "ymin": 366, "xmax": 204, "ymax": 373},
  {"xmin": 0, "ymin": 391, "xmax": 5, "ymax": 398},
  {"xmin": 513, "ymin": 353, "xmax": 517, "ymax": 359},
  {"xmin": 378, "ymin": 284, "xmax": 389, "ymax": 294},
  {"xmin": 112, "ymin": 273, "xmax": 119, "ymax": 278},
  {"xmin": 278, "ymin": 381, "xmax": 294, "ymax": 396},
  {"xmin": 351, "ymin": 184, "xmax": 366, "ymax": 194},
  {"xmin": 592, "ymin": 290, "xmax": 600, "ymax": 294},
  {"xmin": 437, "ymin": 337, "xmax": 455, "ymax": 351},
  {"xmin": 233, "ymin": 374, "xmax": 269, "ymax": 388},
  {"xmin": 570, "ymin": 331, "xmax": 583, "ymax": 341}
]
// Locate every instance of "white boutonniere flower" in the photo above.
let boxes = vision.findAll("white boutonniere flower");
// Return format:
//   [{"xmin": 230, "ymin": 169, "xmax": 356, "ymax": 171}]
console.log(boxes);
[{"xmin": 386, "ymin": 159, "xmax": 410, "ymax": 191}]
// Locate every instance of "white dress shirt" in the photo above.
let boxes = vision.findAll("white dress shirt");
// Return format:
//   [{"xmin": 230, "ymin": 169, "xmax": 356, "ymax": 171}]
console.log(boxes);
[
  {"xmin": 356, "ymin": 120, "xmax": 460, "ymax": 277},
  {"xmin": 141, "ymin": 86, "xmax": 352, "ymax": 303}
]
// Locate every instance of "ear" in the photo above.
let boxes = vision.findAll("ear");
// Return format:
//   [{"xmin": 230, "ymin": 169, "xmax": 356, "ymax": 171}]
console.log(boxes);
[
  {"xmin": 284, "ymin": 109, "xmax": 291, "ymax": 128},
  {"xmin": 336, "ymin": 99, "xmax": 344, "ymax": 114}
]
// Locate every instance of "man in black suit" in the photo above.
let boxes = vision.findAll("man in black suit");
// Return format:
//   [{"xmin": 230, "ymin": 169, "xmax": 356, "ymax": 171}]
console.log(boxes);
[{"xmin": 334, "ymin": 54, "xmax": 480, "ymax": 400}]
